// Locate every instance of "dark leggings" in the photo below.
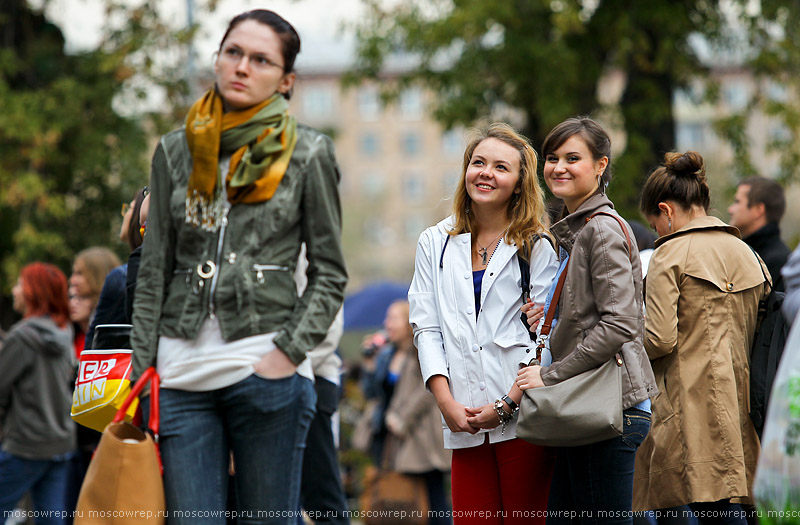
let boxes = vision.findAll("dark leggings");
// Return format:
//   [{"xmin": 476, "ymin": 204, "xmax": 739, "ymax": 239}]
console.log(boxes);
[{"xmin": 688, "ymin": 500, "xmax": 747, "ymax": 525}]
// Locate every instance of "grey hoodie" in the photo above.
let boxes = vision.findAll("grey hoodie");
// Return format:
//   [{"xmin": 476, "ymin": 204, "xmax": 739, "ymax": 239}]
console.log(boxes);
[{"xmin": 0, "ymin": 316, "xmax": 76, "ymax": 459}]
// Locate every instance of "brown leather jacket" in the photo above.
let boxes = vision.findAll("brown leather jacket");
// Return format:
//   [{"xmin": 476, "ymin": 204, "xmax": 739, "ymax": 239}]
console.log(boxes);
[{"xmin": 540, "ymin": 193, "xmax": 657, "ymax": 409}]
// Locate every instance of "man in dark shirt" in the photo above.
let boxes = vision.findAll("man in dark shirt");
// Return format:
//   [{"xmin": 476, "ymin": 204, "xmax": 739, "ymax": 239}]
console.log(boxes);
[{"xmin": 728, "ymin": 176, "xmax": 791, "ymax": 291}]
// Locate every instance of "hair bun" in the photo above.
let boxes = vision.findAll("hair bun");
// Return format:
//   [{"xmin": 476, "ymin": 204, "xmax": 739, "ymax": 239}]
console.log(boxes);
[{"xmin": 664, "ymin": 151, "xmax": 705, "ymax": 179}]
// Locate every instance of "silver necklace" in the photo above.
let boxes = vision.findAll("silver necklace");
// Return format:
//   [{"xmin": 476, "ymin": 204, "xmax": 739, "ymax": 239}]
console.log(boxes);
[{"xmin": 475, "ymin": 230, "xmax": 506, "ymax": 266}]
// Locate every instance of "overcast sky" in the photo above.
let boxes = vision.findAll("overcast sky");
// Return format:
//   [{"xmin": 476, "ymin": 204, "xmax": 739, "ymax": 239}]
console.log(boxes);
[{"xmin": 32, "ymin": 0, "xmax": 362, "ymax": 69}]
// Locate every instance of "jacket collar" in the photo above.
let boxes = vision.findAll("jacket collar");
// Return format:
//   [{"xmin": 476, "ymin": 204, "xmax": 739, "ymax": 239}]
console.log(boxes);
[
  {"xmin": 743, "ymin": 222, "xmax": 782, "ymax": 251},
  {"xmin": 550, "ymin": 192, "xmax": 615, "ymax": 254},
  {"xmin": 653, "ymin": 215, "xmax": 740, "ymax": 248},
  {"xmin": 438, "ymin": 215, "xmax": 520, "ymax": 300}
]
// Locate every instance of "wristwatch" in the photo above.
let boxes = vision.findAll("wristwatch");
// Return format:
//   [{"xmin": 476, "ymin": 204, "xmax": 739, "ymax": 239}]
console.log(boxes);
[{"xmin": 502, "ymin": 394, "xmax": 519, "ymax": 413}]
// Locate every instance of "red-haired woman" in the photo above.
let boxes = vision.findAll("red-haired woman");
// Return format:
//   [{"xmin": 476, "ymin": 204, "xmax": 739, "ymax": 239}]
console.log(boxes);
[{"xmin": 0, "ymin": 262, "xmax": 77, "ymax": 522}]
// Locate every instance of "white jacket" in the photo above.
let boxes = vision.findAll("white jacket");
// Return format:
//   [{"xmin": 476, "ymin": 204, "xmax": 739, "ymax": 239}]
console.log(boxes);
[{"xmin": 409, "ymin": 216, "xmax": 558, "ymax": 449}]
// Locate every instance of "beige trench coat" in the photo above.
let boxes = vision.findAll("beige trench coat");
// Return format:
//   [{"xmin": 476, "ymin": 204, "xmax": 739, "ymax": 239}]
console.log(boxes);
[
  {"xmin": 633, "ymin": 216, "xmax": 768, "ymax": 510},
  {"xmin": 385, "ymin": 350, "xmax": 451, "ymax": 474}
]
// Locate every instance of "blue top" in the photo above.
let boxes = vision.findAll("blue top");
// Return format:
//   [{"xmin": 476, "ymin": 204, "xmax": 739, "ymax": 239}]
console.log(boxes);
[{"xmin": 473, "ymin": 269, "xmax": 485, "ymax": 318}]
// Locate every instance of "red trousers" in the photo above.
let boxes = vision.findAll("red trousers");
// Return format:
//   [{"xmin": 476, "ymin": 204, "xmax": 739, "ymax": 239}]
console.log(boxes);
[{"xmin": 451, "ymin": 437, "xmax": 555, "ymax": 525}]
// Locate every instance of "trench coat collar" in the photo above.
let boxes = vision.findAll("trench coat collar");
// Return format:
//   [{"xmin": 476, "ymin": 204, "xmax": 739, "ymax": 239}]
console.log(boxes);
[
  {"xmin": 653, "ymin": 215, "xmax": 740, "ymax": 249},
  {"xmin": 550, "ymin": 192, "xmax": 616, "ymax": 255}
]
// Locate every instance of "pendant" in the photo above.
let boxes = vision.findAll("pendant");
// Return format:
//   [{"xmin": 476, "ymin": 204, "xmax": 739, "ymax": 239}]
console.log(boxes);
[{"xmin": 481, "ymin": 248, "xmax": 488, "ymax": 265}]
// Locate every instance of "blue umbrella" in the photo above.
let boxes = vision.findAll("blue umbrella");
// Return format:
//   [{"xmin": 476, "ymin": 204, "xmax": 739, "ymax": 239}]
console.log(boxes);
[{"xmin": 343, "ymin": 281, "xmax": 410, "ymax": 329}]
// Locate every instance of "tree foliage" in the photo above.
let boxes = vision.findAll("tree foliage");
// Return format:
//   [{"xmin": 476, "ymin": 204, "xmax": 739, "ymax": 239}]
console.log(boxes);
[
  {"xmin": 0, "ymin": 0, "xmax": 196, "ymax": 327},
  {"xmin": 348, "ymin": 0, "xmax": 798, "ymax": 218}
]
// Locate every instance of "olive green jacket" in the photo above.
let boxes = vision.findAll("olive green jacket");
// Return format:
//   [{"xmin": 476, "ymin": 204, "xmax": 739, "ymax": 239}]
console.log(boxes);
[{"xmin": 130, "ymin": 124, "xmax": 347, "ymax": 379}]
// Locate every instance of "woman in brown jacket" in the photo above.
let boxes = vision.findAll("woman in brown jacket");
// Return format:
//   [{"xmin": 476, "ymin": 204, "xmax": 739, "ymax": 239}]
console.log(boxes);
[
  {"xmin": 634, "ymin": 151, "xmax": 768, "ymax": 522},
  {"xmin": 361, "ymin": 300, "xmax": 452, "ymax": 523},
  {"xmin": 516, "ymin": 117, "xmax": 657, "ymax": 523}
]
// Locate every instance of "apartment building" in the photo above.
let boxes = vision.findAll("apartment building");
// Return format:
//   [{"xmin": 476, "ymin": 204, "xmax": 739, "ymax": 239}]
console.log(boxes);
[{"xmin": 290, "ymin": 70, "xmax": 468, "ymax": 289}]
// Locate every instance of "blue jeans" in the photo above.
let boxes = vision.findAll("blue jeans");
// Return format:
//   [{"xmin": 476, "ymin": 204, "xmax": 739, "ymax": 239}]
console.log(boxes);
[
  {"xmin": 0, "ymin": 450, "xmax": 75, "ymax": 525},
  {"xmin": 158, "ymin": 373, "xmax": 315, "ymax": 524},
  {"xmin": 547, "ymin": 408, "xmax": 651, "ymax": 525}
]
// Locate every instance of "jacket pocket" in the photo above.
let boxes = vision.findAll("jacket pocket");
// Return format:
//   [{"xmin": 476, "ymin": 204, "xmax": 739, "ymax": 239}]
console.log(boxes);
[{"xmin": 242, "ymin": 263, "xmax": 295, "ymax": 321}]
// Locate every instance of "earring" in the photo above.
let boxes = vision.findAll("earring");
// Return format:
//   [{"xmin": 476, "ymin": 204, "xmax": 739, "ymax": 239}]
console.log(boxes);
[
  {"xmin": 668, "ymin": 218, "xmax": 672, "ymax": 231},
  {"xmin": 597, "ymin": 174, "xmax": 605, "ymax": 195}
]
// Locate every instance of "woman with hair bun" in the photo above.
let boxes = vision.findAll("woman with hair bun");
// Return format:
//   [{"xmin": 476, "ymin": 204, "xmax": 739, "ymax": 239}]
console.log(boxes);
[{"xmin": 633, "ymin": 151, "xmax": 768, "ymax": 521}]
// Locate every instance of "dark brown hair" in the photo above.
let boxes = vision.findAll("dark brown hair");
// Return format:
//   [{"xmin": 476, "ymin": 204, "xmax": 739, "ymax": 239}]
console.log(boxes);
[
  {"xmin": 126, "ymin": 186, "xmax": 149, "ymax": 252},
  {"xmin": 739, "ymin": 176, "xmax": 786, "ymax": 224},
  {"xmin": 640, "ymin": 151, "xmax": 710, "ymax": 217},
  {"xmin": 541, "ymin": 116, "xmax": 613, "ymax": 187},
  {"xmin": 219, "ymin": 10, "xmax": 301, "ymax": 74}
]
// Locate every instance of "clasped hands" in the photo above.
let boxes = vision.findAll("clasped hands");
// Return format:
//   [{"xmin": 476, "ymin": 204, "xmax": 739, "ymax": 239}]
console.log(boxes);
[{"xmin": 437, "ymin": 301, "xmax": 547, "ymax": 434}]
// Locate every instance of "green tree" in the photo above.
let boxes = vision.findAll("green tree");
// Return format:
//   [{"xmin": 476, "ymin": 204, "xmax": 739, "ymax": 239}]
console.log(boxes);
[
  {"xmin": 348, "ymin": 0, "xmax": 798, "ymax": 217},
  {"xmin": 0, "ymin": 0, "xmax": 194, "ymax": 328},
  {"xmin": 717, "ymin": 0, "xmax": 800, "ymax": 185}
]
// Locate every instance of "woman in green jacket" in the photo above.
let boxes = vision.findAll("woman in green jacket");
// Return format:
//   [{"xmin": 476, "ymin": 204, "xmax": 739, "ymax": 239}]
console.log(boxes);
[{"xmin": 129, "ymin": 9, "xmax": 347, "ymax": 523}]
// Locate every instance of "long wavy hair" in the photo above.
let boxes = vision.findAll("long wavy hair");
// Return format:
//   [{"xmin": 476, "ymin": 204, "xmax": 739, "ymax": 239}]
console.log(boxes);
[{"xmin": 450, "ymin": 123, "xmax": 547, "ymax": 260}]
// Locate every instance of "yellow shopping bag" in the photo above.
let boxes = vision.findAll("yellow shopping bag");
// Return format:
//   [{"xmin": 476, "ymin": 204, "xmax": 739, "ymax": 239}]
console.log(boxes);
[{"xmin": 71, "ymin": 324, "xmax": 139, "ymax": 432}]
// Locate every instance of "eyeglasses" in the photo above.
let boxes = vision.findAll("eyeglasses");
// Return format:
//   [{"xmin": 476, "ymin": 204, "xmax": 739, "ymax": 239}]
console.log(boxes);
[
  {"xmin": 219, "ymin": 46, "xmax": 285, "ymax": 72},
  {"xmin": 121, "ymin": 186, "xmax": 149, "ymax": 217}
]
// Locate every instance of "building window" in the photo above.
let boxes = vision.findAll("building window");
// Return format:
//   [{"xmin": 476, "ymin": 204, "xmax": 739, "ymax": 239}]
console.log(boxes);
[
  {"xmin": 362, "ymin": 171, "xmax": 385, "ymax": 197},
  {"xmin": 766, "ymin": 81, "xmax": 787, "ymax": 103},
  {"xmin": 364, "ymin": 217, "xmax": 396, "ymax": 245},
  {"xmin": 402, "ymin": 132, "xmax": 422, "ymax": 156},
  {"xmin": 399, "ymin": 88, "xmax": 423, "ymax": 120},
  {"xmin": 676, "ymin": 123, "xmax": 706, "ymax": 151},
  {"xmin": 768, "ymin": 123, "xmax": 791, "ymax": 143},
  {"xmin": 404, "ymin": 216, "xmax": 426, "ymax": 241},
  {"xmin": 303, "ymin": 85, "xmax": 334, "ymax": 119},
  {"xmin": 723, "ymin": 81, "xmax": 749, "ymax": 111},
  {"xmin": 441, "ymin": 129, "xmax": 464, "ymax": 157},
  {"xmin": 403, "ymin": 172, "xmax": 425, "ymax": 201},
  {"xmin": 360, "ymin": 133, "xmax": 380, "ymax": 157},
  {"xmin": 358, "ymin": 86, "xmax": 380, "ymax": 120},
  {"xmin": 443, "ymin": 169, "xmax": 462, "ymax": 193}
]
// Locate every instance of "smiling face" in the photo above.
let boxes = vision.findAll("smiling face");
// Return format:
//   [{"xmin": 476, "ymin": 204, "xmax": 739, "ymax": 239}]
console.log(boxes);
[
  {"xmin": 543, "ymin": 134, "xmax": 608, "ymax": 213},
  {"xmin": 214, "ymin": 19, "xmax": 295, "ymax": 111},
  {"xmin": 464, "ymin": 137, "xmax": 521, "ymax": 213}
]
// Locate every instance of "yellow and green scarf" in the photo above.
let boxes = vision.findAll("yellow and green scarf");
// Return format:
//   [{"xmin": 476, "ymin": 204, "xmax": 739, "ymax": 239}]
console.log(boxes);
[{"xmin": 184, "ymin": 89, "xmax": 298, "ymax": 231}]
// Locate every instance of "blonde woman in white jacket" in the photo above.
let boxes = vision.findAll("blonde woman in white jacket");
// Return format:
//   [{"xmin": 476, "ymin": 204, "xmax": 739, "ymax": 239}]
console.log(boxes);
[{"xmin": 409, "ymin": 123, "xmax": 558, "ymax": 524}]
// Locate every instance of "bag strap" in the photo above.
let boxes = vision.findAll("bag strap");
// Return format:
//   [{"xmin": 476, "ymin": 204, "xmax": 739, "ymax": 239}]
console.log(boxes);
[
  {"xmin": 532, "ymin": 212, "xmax": 631, "ymax": 365},
  {"xmin": 588, "ymin": 211, "xmax": 634, "ymax": 263},
  {"xmin": 519, "ymin": 235, "xmax": 555, "ymax": 341},
  {"xmin": 746, "ymin": 244, "xmax": 772, "ymax": 293},
  {"xmin": 518, "ymin": 234, "xmax": 551, "ymax": 304},
  {"xmin": 113, "ymin": 366, "xmax": 162, "ymax": 474}
]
